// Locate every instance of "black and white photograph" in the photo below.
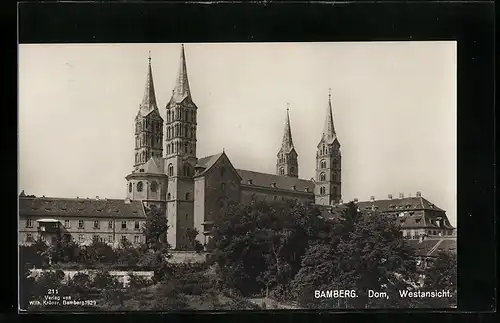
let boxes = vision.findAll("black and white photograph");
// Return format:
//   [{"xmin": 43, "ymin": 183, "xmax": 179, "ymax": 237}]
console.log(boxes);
[{"xmin": 18, "ymin": 42, "xmax": 457, "ymax": 311}]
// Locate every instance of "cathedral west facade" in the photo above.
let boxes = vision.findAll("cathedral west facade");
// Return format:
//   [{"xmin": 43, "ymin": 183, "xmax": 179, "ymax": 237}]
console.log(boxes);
[
  {"xmin": 125, "ymin": 44, "xmax": 343, "ymax": 249},
  {"xmin": 19, "ymin": 44, "xmax": 454, "ymax": 251}
]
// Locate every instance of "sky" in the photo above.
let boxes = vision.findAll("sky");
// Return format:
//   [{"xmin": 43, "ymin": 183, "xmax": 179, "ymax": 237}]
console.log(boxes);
[{"xmin": 18, "ymin": 42, "xmax": 457, "ymax": 226}]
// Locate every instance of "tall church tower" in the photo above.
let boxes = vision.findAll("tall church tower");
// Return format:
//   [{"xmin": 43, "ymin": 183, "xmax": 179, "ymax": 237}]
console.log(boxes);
[
  {"xmin": 164, "ymin": 44, "xmax": 198, "ymax": 250},
  {"xmin": 315, "ymin": 90, "xmax": 342, "ymax": 205},
  {"xmin": 276, "ymin": 105, "xmax": 298, "ymax": 177},
  {"xmin": 125, "ymin": 53, "xmax": 167, "ymax": 209}
]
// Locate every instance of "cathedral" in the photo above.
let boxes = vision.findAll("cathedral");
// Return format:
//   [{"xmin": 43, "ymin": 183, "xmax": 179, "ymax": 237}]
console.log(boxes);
[
  {"xmin": 125, "ymin": 44, "xmax": 342, "ymax": 249},
  {"xmin": 19, "ymin": 44, "xmax": 454, "ymax": 253}
]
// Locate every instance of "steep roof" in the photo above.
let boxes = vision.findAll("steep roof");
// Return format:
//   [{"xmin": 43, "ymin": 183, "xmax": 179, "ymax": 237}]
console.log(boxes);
[
  {"xmin": 236, "ymin": 169, "xmax": 314, "ymax": 193},
  {"xmin": 137, "ymin": 54, "xmax": 159, "ymax": 118},
  {"xmin": 19, "ymin": 197, "xmax": 146, "ymax": 219},
  {"xmin": 319, "ymin": 91, "xmax": 338, "ymax": 145},
  {"xmin": 140, "ymin": 156, "xmax": 164, "ymax": 174},
  {"xmin": 195, "ymin": 152, "xmax": 224, "ymax": 176},
  {"xmin": 356, "ymin": 196, "xmax": 445, "ymax": 213},
  {"xmin": 279, "ymin": 107, "xmax": 295, "ymax": 154},
  {"xmin": 406, "ymin": 238, "xmax": 457, "ymax": 257},
  {"xmin": 171, "ymin": 44, "xmax": 191, "ymax": 104}
]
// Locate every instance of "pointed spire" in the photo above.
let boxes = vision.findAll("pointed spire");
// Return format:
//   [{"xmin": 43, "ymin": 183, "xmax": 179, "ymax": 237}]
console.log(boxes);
[
  {"xmin": 138, "ymin": 52, "xmax": 158, "ymax": 116},
  {"xmin": 322, "ymin": 89, "xmax": 337, "ymax": 144},
  {"xmin": 172, "ymin": 44, "xmax": 191, "ymax": 103},
  {"xmin": 281, "ymin": 103, "xmax": 295, "ymax": 152}
]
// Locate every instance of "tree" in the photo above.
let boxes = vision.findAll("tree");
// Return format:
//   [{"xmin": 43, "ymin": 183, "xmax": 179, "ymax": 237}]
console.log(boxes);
[
  {"xmin": 142, "ymin": 205, "xmax": 170, "ymax": 252},
  {"xmin": 116, "ymin": 239, "xmax": 140, "ymax": 266},
  {"xmin": 186, "ymin": 227, "xmax": 205, "ymax": 252},
  {"xmin": 419, "ymin": 250, "xmax": 457, "ymax": 308},
  {"xmin": 291, "ymin": 202, "xmax": 419, "ymax": 309},
  {"xmin": 210, "ymin": 199, "xmax": 328, "ymax": 297}
]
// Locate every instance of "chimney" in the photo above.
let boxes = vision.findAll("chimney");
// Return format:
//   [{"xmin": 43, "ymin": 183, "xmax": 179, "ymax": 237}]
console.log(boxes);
[
  {"xmin": 388, "ymin": 194, "xmax": 393, "ymax": 199},
  {"xmin": 416, "ymin": 191, "xmax": 422, "ymax": 197},
  {"xmin": 370, "ymin": 196, "xmax": 375, "ymax": 202},
  {"xmin": 399, "ymin": 193, "xmax": 404, "ymax": 199}
]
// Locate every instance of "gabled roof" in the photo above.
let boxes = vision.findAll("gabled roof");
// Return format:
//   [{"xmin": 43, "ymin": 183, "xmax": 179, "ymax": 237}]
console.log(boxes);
[
  {"xmin": 236, "ymin": 169, "xmax": 314, "ymax": 193},
  {"xmin": 19, "ymin": 197, "xmax": 146, "ymax": 219},
  {"xmin": 140, "ymin": 156, "xmax": 164, "ymax": 174},
  {"xmin": 195, "ymin": 153, "xmax": 224, "ymax": 176}
]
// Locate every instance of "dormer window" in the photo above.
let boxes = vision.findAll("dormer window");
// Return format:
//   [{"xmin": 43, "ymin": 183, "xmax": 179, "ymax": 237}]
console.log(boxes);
[
  {"xmin": 305, "ymin": 188, "xmax": 310, "ymax": 192},
  {"xmin": 247, "ymin": 179, "xmax": 253, "ymax": 185},
  {"xmin": 292, "ymin": 185, "xmax": 296, "ymax": 190},
  {"xmin": 271, "ymin": 183, "xmax": 277, "ymax": 188}
]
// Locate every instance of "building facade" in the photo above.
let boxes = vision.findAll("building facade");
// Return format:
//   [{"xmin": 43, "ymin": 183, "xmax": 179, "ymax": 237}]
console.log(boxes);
[{"xmin": 18, "ymin": 44, "xmax": 454, "ymax": 250}]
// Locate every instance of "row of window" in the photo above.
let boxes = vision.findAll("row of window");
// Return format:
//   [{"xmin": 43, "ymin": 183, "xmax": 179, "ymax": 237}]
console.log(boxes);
[
  {"xmin": 135, "ymin": 134, "xmax": 162, "ymax": 148},
  {"xmin": 402, "ymin": 229, "xmax": 452, "ymax": 238},
  {"xmin": 166, "ymin": 141, "xmax": 195, "ymax": 156},
  {"xmin": 135, "ymin": 119, "xmax": 162, "ymax": 133},
  {"xmin": 167, "ymin": 192, "xmax": 190, "ymax": 200},
  {"xmin": 25, "ymin": 219, "xmax": 141, "ymax": 230},
  {"xmin": 135, "ymin": 150, "xmax": 161, "ymax": 164},
  {"xmin": 166, "ymin": 124, "xmax": 196, "ymax": 140},
  {"xmin": 25, "ymin": 233, "xmax": 141, "ymax": 244},
  {"xmin": 167, "ymin": 163, "xmax": 193, "ymax": 177},
  {"xmin": 129, "ymin": 181, "xmax": 159, "ymax": 193},
  {"xmin": 318, "ymin": 172, "xmax": 340, "ymax": 182},
  {"xmin": 278, "ymin": 167, "xmax": 296, "ymax": 176},
  {"xmin": 319, "ymin": 186, "xmax": 339, "ymax": 196},
  {"xmin": 166, "ymin": 108, "xmax": 196, "ymax": 123}
]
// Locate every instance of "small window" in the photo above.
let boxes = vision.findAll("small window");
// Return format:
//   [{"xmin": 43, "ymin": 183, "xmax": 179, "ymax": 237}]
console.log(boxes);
[
  {"xmin": 151, "ymin": 181, "xmax": 158, "ymax": 192},
  {"xmin": 108, "ymin": 220, "xmax": 113, "ymax": 229},
  {"xmin": 139, "ymin": 169, "xmax": 144, "ymax": 173},
  {"xmin": 137, "ymin": 181, "xmax": 143, "ymax": 192},
  {"xmin": 78, "ymin": 234, "xmax": 84, "ymax": 242},
  {"xmin": 64, "ymin": 220, "xmax": 71, "ymax": 228},
  {"xmin": 168, "ymin": 164, "xmax": 174, "ymax": 176},
  {"xmin": 135, "ymin": 221, "xmax": 140, "ymax": 230},
  {"xmin": 320, "ymin": 160, "xmax": 326, "ymax": 168},
  {"xmin": 168, "ymin": 193, "xmax": 172, "ymax": 200},
  {"xmin": 26, "ymin": 233, "xmax": 33, "ymax": 242},
  {"xmin": 93, "ymin": 235, "xmax": 99, "ymax": 241},
  {"xmin": 26, "ymin": 219, "xmax": 33, "ymax": 228},
  {"xmin": 108, "ymin": 235, "xmax": 113, "ymax": 243},
  {"xmin": 289, "ymin": 167, "xmax": 295, "ymax": 176},
  {"xmin": 279, "ymin": 168, "xmax": 284, "ymax": 175},
  {"xmin": 185, "ymin": 192, "xmax": 190, "ymax": 200},
  {"xmin": 93, "ymin": 220, "xmax": 100, "ymax": 229},
  {"xmin": 220, "ymin": 167, "xmax": 226, "ymax": 177},
  {"xmin": 121, "ymin": 235, "xmax": 127, "ymax": 242},
  {"xmin": 185, "ymin": 214, "xmax": 188, "ymax": 220},
  {"xmin": 128, "ymin": 183, "xmax": 132, "ymax": 192},
  {"xmin": 320, "ymin": 173, "xmax": 326, "ymax": 181},
  {"xmin": 320, "ymin": 187, "xmax": 326, "ymax": 195},
  {"xmin": 78, "ymin": 220, "xmax": 84, "ymax": 229},
  {"xmin": 134, "ymin": 236, "xmax": 140, "ymax": 244},
  {"xmin": 273, "ymin": 196, "xmax": 277, "ymax": 200},
  {"xmin": 122, "ymin": 221, "xmax": 127, "ymax": 229},
  {"xmin": 221, "ymin": 183, "xmax": 226, "ymax": 190}
]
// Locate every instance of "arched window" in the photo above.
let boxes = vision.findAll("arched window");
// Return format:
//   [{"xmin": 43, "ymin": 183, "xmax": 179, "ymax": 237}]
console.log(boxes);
[
  {"xmin": 320, "ymin": 160, "xmax": 326, "ymax": 168},
  {"xmin": 128, "ymin": 182, "xmax": 132, "ymax": 192},
  {"xmin": 320, "ymin": 172, "xmax": 326, "ymax": 181},
  {"xmin": 220, "ymin": 167, "xmax": 226, "ymax": 177},
  {"xmin": 137, "ymin": 181, "xmax": 143, "ymax": 192},
  {"xmin": 279, "ymin": 168, "xmax": 284, "ymax": 175},
  {"xmin": 290, "ymin": 167, "xmax": 295, "ymax": 176},
  {"xmin": 221, "ymin": 183, "xmax": 226, "ymax": 190},
  {"xmin": 183, "ymin": 164, "xmax": 191, "ymax": 177},
  {"xmin": 184, "ymin": 125, "xmax": 188, "ymax": 137},
  {"xmin": 185, "ymin": 192, "xmax": 190, "ymax": 200},
  {"xmin": 320, "ymin": 186, "xmax": 326, "ymax": 195},
  {"xmin": 168, "ymin": 164, "xmax": 174, "ymax": 176},
  {"xmin": 150, "ymin": 181, "xmax": 158, "ymax": 192},
  {"xmin": 135, "ymin": 153, "xmax": 138, "ymax": 163},
  {"xmin": 167, "ymin": 193, "xmax": 171, "ymax": 200},
  {"xmin": 167, "ymin": 144, "xmax": 171, "ymax": 154},
  {"xmin": 184, "ymin": 142, "xmax": 188, "ymax": 153}
]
